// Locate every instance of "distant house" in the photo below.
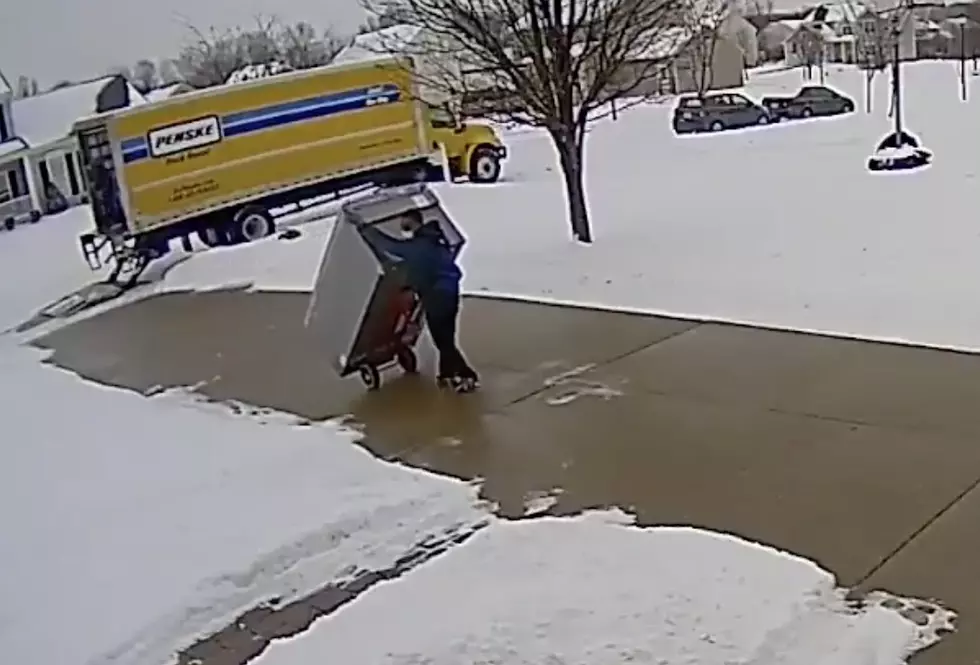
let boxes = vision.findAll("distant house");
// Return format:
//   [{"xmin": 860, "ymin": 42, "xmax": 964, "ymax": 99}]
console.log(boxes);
[
  {"xmin": 941, "ymin": 16, "xmax": 980, "ymax": 58},
  {"xmin": 0, "ymin": 71, "xmax": 145, "ymax": 226},
  {"xmin": 781, "ymin": 1, "xmax": 944, "ymax": 67},
  {"xmin": 784, "ymin": 3, "xmax": 868, "ymax": 65},
  {"xmin": 758, "ymin": 20, "xmax": 802, "ymax": 61},
  {"xmin": 603, "ymin": 26, "xmax": 748, "ymax": 98}
]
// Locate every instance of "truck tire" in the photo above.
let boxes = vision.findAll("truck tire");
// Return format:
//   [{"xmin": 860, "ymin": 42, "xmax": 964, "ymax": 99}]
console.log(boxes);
[
  {"xmin": 232, "ymin": 206, "xmax": 275, "ymax": 244},
  {"xmin": 468, "ymin": 146, "xmax": 502, "ymax": 184},
  {"xmin": 4, "ymin": 218, "xmax": 14, "ymax": 231}
]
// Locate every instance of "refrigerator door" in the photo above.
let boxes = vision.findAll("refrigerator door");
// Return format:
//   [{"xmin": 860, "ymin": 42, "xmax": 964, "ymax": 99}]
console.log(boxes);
[{"xmin": 305, "ymin": 210, "xmax": 384, "ymax": 375}]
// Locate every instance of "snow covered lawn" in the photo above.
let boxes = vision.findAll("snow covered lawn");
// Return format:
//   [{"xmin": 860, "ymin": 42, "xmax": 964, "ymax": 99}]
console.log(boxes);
[
  {"xmin": 0, "ymin": 61, "xmax": 971, "ymax": 665},
  {"xmin": 0, "ymin": 346, "xmax": 488, "ymax": 665},
  {"xmin": 256, "ymin": 510, "xmax": 954, "ymax": 665},
  {"xmin": 167, "ymin": 62, "xmax": 980, "ymax": 352}
]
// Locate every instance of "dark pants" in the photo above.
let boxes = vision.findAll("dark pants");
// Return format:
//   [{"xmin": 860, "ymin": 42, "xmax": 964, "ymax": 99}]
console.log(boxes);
[{"xmin": 423, "ymin": 288, "xmax": 477, "ymax": 380}]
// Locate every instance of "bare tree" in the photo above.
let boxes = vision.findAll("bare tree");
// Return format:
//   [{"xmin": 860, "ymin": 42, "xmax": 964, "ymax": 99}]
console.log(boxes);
[
  {"xmin": 360, "ymin": 0, "xmax": 705, "ymax": 243},
  {"xmin": 237, "ymin": 15, "xmax": 282, "ymax": 65},
  {"xmin": 175, "ymin": 23, "xmax": 248, "ymax": 87},
  {"xmin": 680, "ymin": 1, "xmax": 732, "ymax": 99},
  {"xmin": 277, "ymin": 21, "xmax": 346, "ymax": 68},
  {"xmin": 855, "ymin": 8, "xmax": 888, "ymax": 112},
  {"xmin": 794, "ymin": 25, "xmax": 823, "ymax": 81},
  {"xmin": 158, "ymin": 59, "xmax": 183, "ymax": 86},
  {"xmin": 750, "ymin": 0, "xmax": 773, "ymax": 21},
  {"xmin": 14, "ymin": 75, "xmax": 40, "ymax": 98},
  {"xmin": 132, "ymin": 59, "xmax": 158, "ymax": 93}
]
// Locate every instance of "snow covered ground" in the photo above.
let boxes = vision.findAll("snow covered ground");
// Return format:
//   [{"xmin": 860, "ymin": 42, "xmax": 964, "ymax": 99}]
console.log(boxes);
[
  {"xmin": 166, "ymin": 63, "xmax": 980, "ymax": 352},
  {"xmin": 0, "ymin": 62, "xmax": 970, "ymax": 665},
  {"xmin": 0, "ymin": 344, "xmax": 489, "ymax": 665},
  {"xmin": 256, "ymin": 510, "xmax": 954, "ymax": 665}
]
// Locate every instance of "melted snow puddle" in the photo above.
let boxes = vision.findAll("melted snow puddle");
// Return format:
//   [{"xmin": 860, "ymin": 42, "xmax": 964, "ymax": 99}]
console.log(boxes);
[{"xmin": 256, "ymin": 508, "xmax": 954, "ymax": 665}]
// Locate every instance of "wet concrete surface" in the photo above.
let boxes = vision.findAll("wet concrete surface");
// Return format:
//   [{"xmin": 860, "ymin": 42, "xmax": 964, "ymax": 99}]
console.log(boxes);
[{"xmin": 33, "ymin": 291, "xmax": 980, "ymax": 665}]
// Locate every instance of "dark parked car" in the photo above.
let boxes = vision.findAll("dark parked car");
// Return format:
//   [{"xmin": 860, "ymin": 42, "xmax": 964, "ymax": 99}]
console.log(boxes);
[
  {"xmin": 761, "ymin": 86, "xmax": 855, "ymax": 122},
  {"xmin": 672, "ymin": 93, "xmax": 770, "ymax": 134}
]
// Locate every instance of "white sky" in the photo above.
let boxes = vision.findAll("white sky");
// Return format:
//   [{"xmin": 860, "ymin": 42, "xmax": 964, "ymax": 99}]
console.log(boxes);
[{"xmin": 0, "ymin": 0, "xmax": 369, "ymax": 87}]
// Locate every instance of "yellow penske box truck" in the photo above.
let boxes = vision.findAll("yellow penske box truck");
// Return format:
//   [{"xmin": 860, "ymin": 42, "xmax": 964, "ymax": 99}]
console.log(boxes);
[{"xmin": 72, "ymin": 56, "xmax": 496, "ymax": 282}]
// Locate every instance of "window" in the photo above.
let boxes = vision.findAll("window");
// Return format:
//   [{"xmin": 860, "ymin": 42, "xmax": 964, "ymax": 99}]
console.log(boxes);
[
  {"xmin": 38, "ymin": 159, "xmax": 51, "ymax": 188},
  {"xmin": 429, "ymin": 106, "xmax": 456, "ymax": 129},
  {"xmin": 65, "ymin": 153, "xmax": 80, "ymax": 195},
  {"xmin": 8, "ymin": 166, "xmax": 25, "ymax": 198},
  {"xmin": 801, "ymin": 87, "xmax": 831, "ymax": 99}
]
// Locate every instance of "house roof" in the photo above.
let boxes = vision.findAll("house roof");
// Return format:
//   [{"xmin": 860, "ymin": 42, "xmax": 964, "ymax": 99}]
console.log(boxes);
[
  {"xmin": 634, "ymin": 26, "xmax": 696, "ymax": 59},
  {"xmin": 333, "ymin": 24, "xmax": 423, "ymax": 64},
  {"xmin": 145, "ymin": 82, "xmax": 190, "ymax": 102},
  {"xmin": 801, "ymin": 2, "xmax": 866, "ymax": 25},
  {"xmin": 11, "ymin": 76, "xmax": 145, "ymax": 148}
]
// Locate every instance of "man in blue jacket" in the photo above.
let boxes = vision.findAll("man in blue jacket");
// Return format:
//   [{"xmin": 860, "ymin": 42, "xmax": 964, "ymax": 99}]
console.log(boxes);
[{"xmin": 362, "ymin": 210, "xmax": 478, "ymax": 391}]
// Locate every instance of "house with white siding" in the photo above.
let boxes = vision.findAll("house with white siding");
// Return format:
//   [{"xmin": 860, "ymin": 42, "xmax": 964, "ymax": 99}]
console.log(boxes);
[{"xmin": 0, "ymin": 71, "xmax": 145, "ymax": 229}]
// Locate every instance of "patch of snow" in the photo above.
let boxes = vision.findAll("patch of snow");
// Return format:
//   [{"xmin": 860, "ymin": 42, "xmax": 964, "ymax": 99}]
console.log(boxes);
[
  {"xmin": 0, "ymin": 207, "xmax": 104, "ymax": 332},
  {"xmin": 333, "ymin": 25, "xmax": 423, "ymax": 64},
  {"xmin": 0, "ymin": 137, "xmax": 28, "ymax": 159},
  {"xmin": 226, "ymin": 62, "xmax": 294, "ymax": 85},
  {"xmin": 0, "ymin": 345, "xmax": 489, "ymax": 665},
  {"xmin": 872, "ymin": 144, "xmax": 927, "ymax": 159},
  {"xmin": 145, "ymin": 83, "xmax": 186, "ymax": 102},
  {"xmin": 255, "ymin": 512, "xmax": 955, "ymax": 665},
  {"xmin": 521, "ymin": 489, "xmax": 562, "ymax": 516}
]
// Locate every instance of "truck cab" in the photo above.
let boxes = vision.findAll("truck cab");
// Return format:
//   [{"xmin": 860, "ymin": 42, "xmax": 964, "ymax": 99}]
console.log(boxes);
[{"xmin": 426, "ymin": 104, "xmax": 506, "ymax": 184}]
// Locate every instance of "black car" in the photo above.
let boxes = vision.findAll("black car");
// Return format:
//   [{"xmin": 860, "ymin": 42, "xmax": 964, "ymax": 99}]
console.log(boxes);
[
  {"xmin": 761, "ymin": 86, "xmax": 855, "ymax": 122},
  {"xmin": 672, "ymin": 93, "xmax": 771, "ymax": 134}
]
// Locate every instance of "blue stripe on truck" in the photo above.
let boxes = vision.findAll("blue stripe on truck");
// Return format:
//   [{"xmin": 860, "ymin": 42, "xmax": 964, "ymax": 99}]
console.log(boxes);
[{"xmin": 120, "ymin": 84, "xmax": 402, "ymax": 164}]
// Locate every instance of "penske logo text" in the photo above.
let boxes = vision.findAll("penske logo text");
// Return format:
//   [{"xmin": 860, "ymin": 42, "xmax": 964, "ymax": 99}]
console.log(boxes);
[{"xmin": 147, "ymin": 116, "xmax": 222, "ymax": 158}]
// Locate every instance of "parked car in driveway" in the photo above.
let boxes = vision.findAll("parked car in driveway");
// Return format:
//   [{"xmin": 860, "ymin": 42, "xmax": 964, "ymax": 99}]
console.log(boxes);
[
  {"xmin": 672, "ymin": 93, "xmax": 771, "ymax": 134},
  {"xmin": 761, "ymin": 86, "xmax": 855, "ymax": 122}
]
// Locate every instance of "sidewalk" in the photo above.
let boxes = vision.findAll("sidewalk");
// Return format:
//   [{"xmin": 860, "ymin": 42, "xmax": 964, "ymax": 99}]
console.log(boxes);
[{"xmin": 35, "ymin": 290, "xmax": 980, "ymax": 665}]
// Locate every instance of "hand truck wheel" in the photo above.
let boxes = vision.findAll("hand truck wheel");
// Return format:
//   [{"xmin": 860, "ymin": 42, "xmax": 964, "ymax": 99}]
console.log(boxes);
[
  {"xmin": 359, "ymin": 364, "xmax": 381, "ymax": 391},
  {"xmin": 396, "ymin": 347, "xmax": 418, "ymax": 374}
]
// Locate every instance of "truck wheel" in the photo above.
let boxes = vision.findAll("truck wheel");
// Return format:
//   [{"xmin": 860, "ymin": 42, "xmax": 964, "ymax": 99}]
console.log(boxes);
[
  {"xmin": 233, "ymin": 206, "xmax": 275, "ymax": 244},
  {"xmin": 4, "ymin": 218, "xmax": 14, "ymax": 231},
  {"xmin": 468, "ymin": 146, "xmax": 501, "ymax": 184}
]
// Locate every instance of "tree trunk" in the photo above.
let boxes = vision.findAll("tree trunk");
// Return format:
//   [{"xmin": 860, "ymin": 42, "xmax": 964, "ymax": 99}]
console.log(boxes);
[{"xmin": 551, "ymin": 128, "xmax": 592, "ymax": 244}]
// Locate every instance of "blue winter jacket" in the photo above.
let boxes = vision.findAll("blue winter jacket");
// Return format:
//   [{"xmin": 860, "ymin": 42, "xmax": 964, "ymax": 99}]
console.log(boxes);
[{"xmin": 363, "ymin": 221, "xmax": 462, "ymax": 296}]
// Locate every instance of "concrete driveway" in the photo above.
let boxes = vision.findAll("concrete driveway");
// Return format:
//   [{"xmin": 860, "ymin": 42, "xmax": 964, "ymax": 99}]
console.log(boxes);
[{"xmin": 34, "ymin": 291, "xmax": 980, "ymax": 665}]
